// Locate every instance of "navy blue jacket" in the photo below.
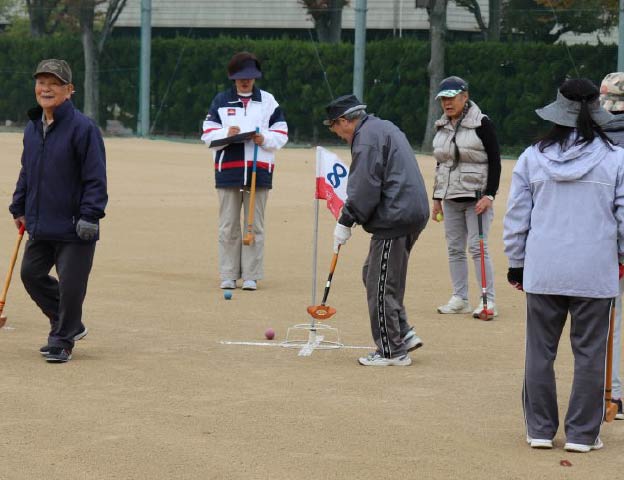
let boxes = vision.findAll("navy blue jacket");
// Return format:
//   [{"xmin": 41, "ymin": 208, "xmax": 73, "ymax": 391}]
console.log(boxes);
[{"xmin": 9, "ymin": 100, "xmax": 108, "ymax": 241}]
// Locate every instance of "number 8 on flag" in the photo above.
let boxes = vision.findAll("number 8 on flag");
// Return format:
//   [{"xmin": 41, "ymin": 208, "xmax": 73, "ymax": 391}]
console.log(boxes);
[{"xmin": 315, "ymin": 147, "xmax": 349, "ymax": 220}]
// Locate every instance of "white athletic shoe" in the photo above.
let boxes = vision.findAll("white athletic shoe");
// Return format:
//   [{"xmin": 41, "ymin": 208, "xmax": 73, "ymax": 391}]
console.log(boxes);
[
  {"xmin": 564, "ymin": 437, "xmax": 603, "ymax": 453},
  {"xmin": 402, "ymin": 330, "xmax": 423, "ymax": 352},
  {"xmin": 358, "ymin": 352, "xmax": 412, "ymax": 366},
  {"xmin": 242, "ymin": 280, "xmax": 257, "ymax": 291},
  {"xmin": 220, "ymin": 280, "xmax": 236, "ymax": 289},
  {"xmin": 437, "ymin": 295, "xmax": 472, "ymax": 314},
  {"xmin": 472, "ymin": 300, "xmax": 498, "ymax": 318},
  {"xmin": 526, "ymin": 435, "xmax": 553, "ymax": 449}
]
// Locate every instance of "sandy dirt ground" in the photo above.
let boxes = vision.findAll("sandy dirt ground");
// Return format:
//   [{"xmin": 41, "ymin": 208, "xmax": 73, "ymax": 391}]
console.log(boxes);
[{"xmin": 1, "ymin": 132, "xmax": 624, "ymax": 479}]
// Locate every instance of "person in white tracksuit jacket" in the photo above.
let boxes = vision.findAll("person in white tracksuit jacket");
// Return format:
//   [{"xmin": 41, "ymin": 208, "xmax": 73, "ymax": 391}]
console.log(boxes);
[{"xmin": 503, "ymin": 78, "xmax": 624, "ymax": 453}]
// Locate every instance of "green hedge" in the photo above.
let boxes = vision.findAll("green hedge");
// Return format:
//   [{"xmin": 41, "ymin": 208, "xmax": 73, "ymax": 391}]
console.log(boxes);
[{"xmin": 0, "ymin": 35, "xmax": 616, "ymax": 148}]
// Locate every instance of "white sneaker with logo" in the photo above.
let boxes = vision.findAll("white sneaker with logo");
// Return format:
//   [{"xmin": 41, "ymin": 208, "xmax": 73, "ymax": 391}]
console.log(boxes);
[
  {"xmin": 358, "ymin": 352, "xmax": 412, "ymax": 366},
  {"xmin": 402, "ymin": 330, "xmax": 423, "ymax": 352},
  {"xmin": 472, "ymin": 300, "xmax": 498, "ymax": 318},
  {"xmin": 564, "ymin": 437, "xmax": 603, "ymax": 453},
  {"xmin": 437, "ymin": 295, "xmax": 472, "ymax": 314}
]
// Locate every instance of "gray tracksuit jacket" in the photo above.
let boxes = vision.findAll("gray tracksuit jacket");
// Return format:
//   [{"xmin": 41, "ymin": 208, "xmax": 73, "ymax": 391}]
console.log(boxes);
[
  {"xmin": 503, "ymin": 138, "xmax": 624, "ymax": 298},
  {"xmin": 338, "ymin": 115, "xmax": 429, "ymax": 239}
]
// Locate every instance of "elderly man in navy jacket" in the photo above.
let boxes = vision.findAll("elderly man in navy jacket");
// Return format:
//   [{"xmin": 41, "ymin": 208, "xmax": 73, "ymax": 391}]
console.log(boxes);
[{"xmin": 9, "ymin": 59, "xmax": 108, "ymax": 363}]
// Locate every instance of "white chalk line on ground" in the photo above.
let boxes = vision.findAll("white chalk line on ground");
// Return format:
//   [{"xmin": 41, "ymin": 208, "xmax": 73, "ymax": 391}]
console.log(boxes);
[{"xmin": 219, "ymin": 340, "xmax": 371, "ymax": 350}]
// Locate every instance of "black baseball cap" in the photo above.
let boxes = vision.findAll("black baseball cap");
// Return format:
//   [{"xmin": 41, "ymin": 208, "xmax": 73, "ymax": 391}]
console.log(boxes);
[
  {"xmin": 323, "ymin": 94, "xmax": 367, "ymax": 125},
  {"xmin": 33, "ymin": 59, "xmax": 72, "ymax": 84}
]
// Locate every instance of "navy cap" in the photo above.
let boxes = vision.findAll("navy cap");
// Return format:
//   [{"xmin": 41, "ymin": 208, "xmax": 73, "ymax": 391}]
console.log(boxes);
[
  {"xmin": 435, "ymin": 76, "xmax": 468, "ymax": 99},
  {"xmin": 228, "ymin": 58, "xmax": 262, "ymax": 80},
  {"xmin": 323, "ymin": 94, "xmax": 367, "ymax": 125}
]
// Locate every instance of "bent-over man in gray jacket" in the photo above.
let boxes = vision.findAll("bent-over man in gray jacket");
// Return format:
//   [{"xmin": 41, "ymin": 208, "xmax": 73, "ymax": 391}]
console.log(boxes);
[{"xmin": 325, "ymin": 94, "xmax": 429, "ymax": 366}]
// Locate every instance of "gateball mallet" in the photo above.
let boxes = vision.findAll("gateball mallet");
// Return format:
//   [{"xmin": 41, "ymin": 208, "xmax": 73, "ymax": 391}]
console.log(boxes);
[
  {"xmin": 0, "ymin": 224, "xmax": 26, "ymax": 328},
  {"xmin": 243, "ymin": 127, "xmax": 260, "ymax": 246},
  {"xmin": 475, "ymin": 191, "xmax": 494, "ymax": 321},
  {"xmin": 307, "ymin": 246, "xmax": 340, "ymax": 320}
]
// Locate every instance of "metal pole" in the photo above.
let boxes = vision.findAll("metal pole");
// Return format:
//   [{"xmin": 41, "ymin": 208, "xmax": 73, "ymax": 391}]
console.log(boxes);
[
  {"xmin": 353, "ymin": 0, "xmax": 367, "ymax": 101},
  {"xmin": 619, "ymin": 0, "xmax": 624, "ymax": 71},
  {"xmin": 138, "ymin": 0, "xmax": 152, "ymax": 137}
]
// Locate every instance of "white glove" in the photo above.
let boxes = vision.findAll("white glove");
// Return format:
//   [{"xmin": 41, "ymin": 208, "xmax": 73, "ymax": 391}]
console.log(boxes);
[{"xmin": 333, "ymin": 223, "xmax": 352, "ymax": 253}]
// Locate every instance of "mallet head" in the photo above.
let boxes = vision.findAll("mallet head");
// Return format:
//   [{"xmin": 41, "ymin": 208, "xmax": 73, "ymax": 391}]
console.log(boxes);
[{"xmin": 0, "ymin": 315, "xmax": 6, "ymax": 329}]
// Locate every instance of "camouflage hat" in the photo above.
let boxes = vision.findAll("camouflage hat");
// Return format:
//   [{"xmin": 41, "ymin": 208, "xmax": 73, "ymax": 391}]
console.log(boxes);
[
  {"xmin": 600, "ymin": 72, "xmax": 624, "ymax": 112},
  {"xmin": 33, "ymin": 59, "xmax": 72, "ymax": 84}
]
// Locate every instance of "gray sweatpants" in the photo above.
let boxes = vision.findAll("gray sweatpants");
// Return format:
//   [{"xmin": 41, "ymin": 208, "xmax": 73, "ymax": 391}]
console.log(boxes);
[
  {"xmin": 363, "ymin": 233, "xmax": 419, "ymax": 358},
  {"xmin": 21, "ymin": 239, "xmax": 96, "ymax": 350},
  {"xmin": 217, "ymin": 187, "xmax": 269, "ymax": 282},
  {"xmin": 443, "ymin": 199, "xmax": 495, "ymax": 302},
  {"xmin": 524, "ymin": 293, "xmax": 611, "ymax": 444}
]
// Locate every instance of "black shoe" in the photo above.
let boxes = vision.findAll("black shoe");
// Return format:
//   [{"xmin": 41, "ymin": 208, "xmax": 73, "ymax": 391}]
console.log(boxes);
[
  {"xmin": 74, "ymin": 326, "xmax": 88, "ymax": 341},
  {"xmin": 39, "ymin": 345, "xmax": 52, "ymax": 356},
  {"xmin": 45, "ymin": 347, "xmax": 72, "ymax": 363},
  {"xmin": 613, "ymin": 398, "xmax": 624, "ymax": 420}
]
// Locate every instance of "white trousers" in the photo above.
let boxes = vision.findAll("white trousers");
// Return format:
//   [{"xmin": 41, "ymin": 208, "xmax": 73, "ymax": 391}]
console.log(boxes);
[{"xmin": 217, "ymin": 187, "xmax": 269, "ymax": 282}]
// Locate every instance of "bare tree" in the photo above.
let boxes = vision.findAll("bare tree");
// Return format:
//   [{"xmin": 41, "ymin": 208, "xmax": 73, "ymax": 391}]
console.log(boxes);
[
  {"xmin": 67, "ymin": 0, "xmax": 127, "ymax": 123},
  {"xmin": 25, "ymin": 0, "xmax": 64, "ymax": 36},
  {"xmin": 300, "ymin": 0, "xmax": 349, "ymax": 43},
  {"xmin": 455, "ymin": 0, "xmax": 502, "ymax": 41},
  {"xmin": 420, "ymin": 0, "xmax": 448, "ymax": 152}
]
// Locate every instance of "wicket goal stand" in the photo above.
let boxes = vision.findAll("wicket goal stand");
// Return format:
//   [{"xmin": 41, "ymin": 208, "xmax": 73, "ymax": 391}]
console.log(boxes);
[{"xmin": 282, "ymin": 152, "xmax": 343, "ymax": 356}]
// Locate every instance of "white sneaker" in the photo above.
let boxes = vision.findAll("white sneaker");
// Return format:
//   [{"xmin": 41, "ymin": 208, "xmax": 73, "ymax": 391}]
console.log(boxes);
[
  {"xmin": 526, "ymin": 435, "xmax": 553, "ymax": 449},
  {"xmin": 472, "ymin": 300, "xmax": 498, "ymax": 318},
  {"xmin": 564, "ymin": 437, "xmax": 603, "ymax": 453},
  {"xmin": 220, "ymin": 280, "xmax": 236, "ymax": 289},
  {"xmin": 242, "ymin": 280, "xmax": 257, "ymax": 291},
  {"xmin": 437, "ymin": 295, "xmax": 472, "ymax": 314},
  {"xmin": 402, "ymin": 330, "xmax": 423, "ymax": 352},
  {"xmin": 358, "ymin": 352, "xmax": 412, "ymax": 366}
]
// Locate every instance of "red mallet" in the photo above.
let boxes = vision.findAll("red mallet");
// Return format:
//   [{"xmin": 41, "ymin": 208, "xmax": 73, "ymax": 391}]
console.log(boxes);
[{"xmin": 265, "ymin": 328, "xmax": 275, "ymax": 340}]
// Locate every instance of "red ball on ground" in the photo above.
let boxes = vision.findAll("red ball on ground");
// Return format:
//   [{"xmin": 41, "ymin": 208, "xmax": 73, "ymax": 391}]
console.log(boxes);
[{"xmin": 265, "ymin": 328, "xmax": 275, "ymax": 340}]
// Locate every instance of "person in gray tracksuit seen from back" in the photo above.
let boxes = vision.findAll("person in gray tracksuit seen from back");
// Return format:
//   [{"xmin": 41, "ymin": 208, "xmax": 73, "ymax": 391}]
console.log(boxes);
[
  {"xmin": 325, "ymin": 94, "xmax": 429, "ymax": 367},
  {"xmin": 504, "ymin": 78, "xmax": 624, "ymax": 453},
  {"xmin": 600, "ymin": 72, "xmax": 624, "ymax": 420}
]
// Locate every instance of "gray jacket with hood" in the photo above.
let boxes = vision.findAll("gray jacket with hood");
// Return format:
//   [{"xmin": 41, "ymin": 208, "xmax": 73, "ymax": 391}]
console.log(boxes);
[
  {"xmin": 338, "ymin": 114, "xmax": 429, "ymax": 239},
  {"xmin": 503, "ymin": 138, "xmax": 624, "ymax": 298},
  {"xmin": 603, "ymin": 115, "xmax": 624, "ymax": 145}
]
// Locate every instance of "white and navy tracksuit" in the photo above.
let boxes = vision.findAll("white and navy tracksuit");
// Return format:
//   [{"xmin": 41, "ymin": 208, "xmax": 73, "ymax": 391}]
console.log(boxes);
[
  {"xmin": 339, "ymin": 115, "xmax": 429, "ymax": 358},
  {"xmin": 504, "ymin": 138, "xmax": 624, "ymax": 445},
  {"xmin": 201, "ymin": 86, "xmax": 288, "ymax": 282}
]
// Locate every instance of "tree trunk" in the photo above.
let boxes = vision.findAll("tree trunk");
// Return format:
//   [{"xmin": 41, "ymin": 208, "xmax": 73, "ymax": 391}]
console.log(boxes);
[
  {"xmin": 422, "ymin": 0, "xmax": 447, "ymax": 152},
  {"xmin": 315, "ymin": 0, "xmax": 343, "ymax": 43},
  {"xmin": 488, "ymin": 0, "xmax": 501, "ymax": 41},
  {"xmin": 26, "ymin": 0, "xmax": 48, "ymax": 37},
  {"xmin": 79, "ymin": 1, "xmax": 99, "ymax": 123}
]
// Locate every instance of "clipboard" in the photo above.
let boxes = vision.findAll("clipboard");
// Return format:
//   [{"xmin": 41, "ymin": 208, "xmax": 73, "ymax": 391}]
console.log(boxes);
[{"xmin": 209, "ymin": 130, "xmax": 256, "ymax": 148}]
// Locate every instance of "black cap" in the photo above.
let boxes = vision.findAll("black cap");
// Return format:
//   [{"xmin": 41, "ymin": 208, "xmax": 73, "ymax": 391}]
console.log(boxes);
[
  {"xmin": 33, "ymin": 59, "xmax": 72, "ymax": 84},
  {"xmin": 323, "ymin": 94, "xmax": 367, "ymax": 125},
  {"xmin": 435, "ymin": 76, "xmax": 468, "ymax": 99}
]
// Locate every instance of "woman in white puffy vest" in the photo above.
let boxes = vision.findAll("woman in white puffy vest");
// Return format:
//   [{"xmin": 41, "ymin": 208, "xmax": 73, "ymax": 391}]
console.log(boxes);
[{"xmin": 430, "ymin": 76, "xmax": 501, "ymax": 318}]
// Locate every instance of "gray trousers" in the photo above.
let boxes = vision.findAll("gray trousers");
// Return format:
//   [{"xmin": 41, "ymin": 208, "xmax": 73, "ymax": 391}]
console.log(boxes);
[
  {"xmin": 524, "ymin": 293, "xmax": 611, "ymax": 444},
  {"xmin": 363, "ymin": 233, "xmax": 419, "ymax": 358},
  {"xmin": 443, "ymin": 199, "xmax": 495, "ymax": 302},
  {"xmin": 21, "ymin": 239, "xmax": 96, "ymax": 350},
  {"xmin": 217, "ymin": 187, "xmax": 268, "ymax": 281}
]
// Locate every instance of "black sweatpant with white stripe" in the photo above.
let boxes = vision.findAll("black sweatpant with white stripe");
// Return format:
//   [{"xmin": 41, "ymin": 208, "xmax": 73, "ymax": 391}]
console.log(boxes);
[
  {"xmin": 362, "ymin": 233, "xmax": 419, "ymax": 358},
  {"xmin": 524, "ymin": 293, "xmax": 611, "ymax": 445}
]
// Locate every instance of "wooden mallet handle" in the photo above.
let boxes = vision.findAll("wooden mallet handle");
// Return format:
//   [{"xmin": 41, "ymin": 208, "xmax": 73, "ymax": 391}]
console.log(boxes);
[
  {"xmin": 243, "ymin": 127, "xmax": 260, "ymax": 246},
  {"xmin": 0, "ymin": 225, "xmax": 26, "ymax": 327}
]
